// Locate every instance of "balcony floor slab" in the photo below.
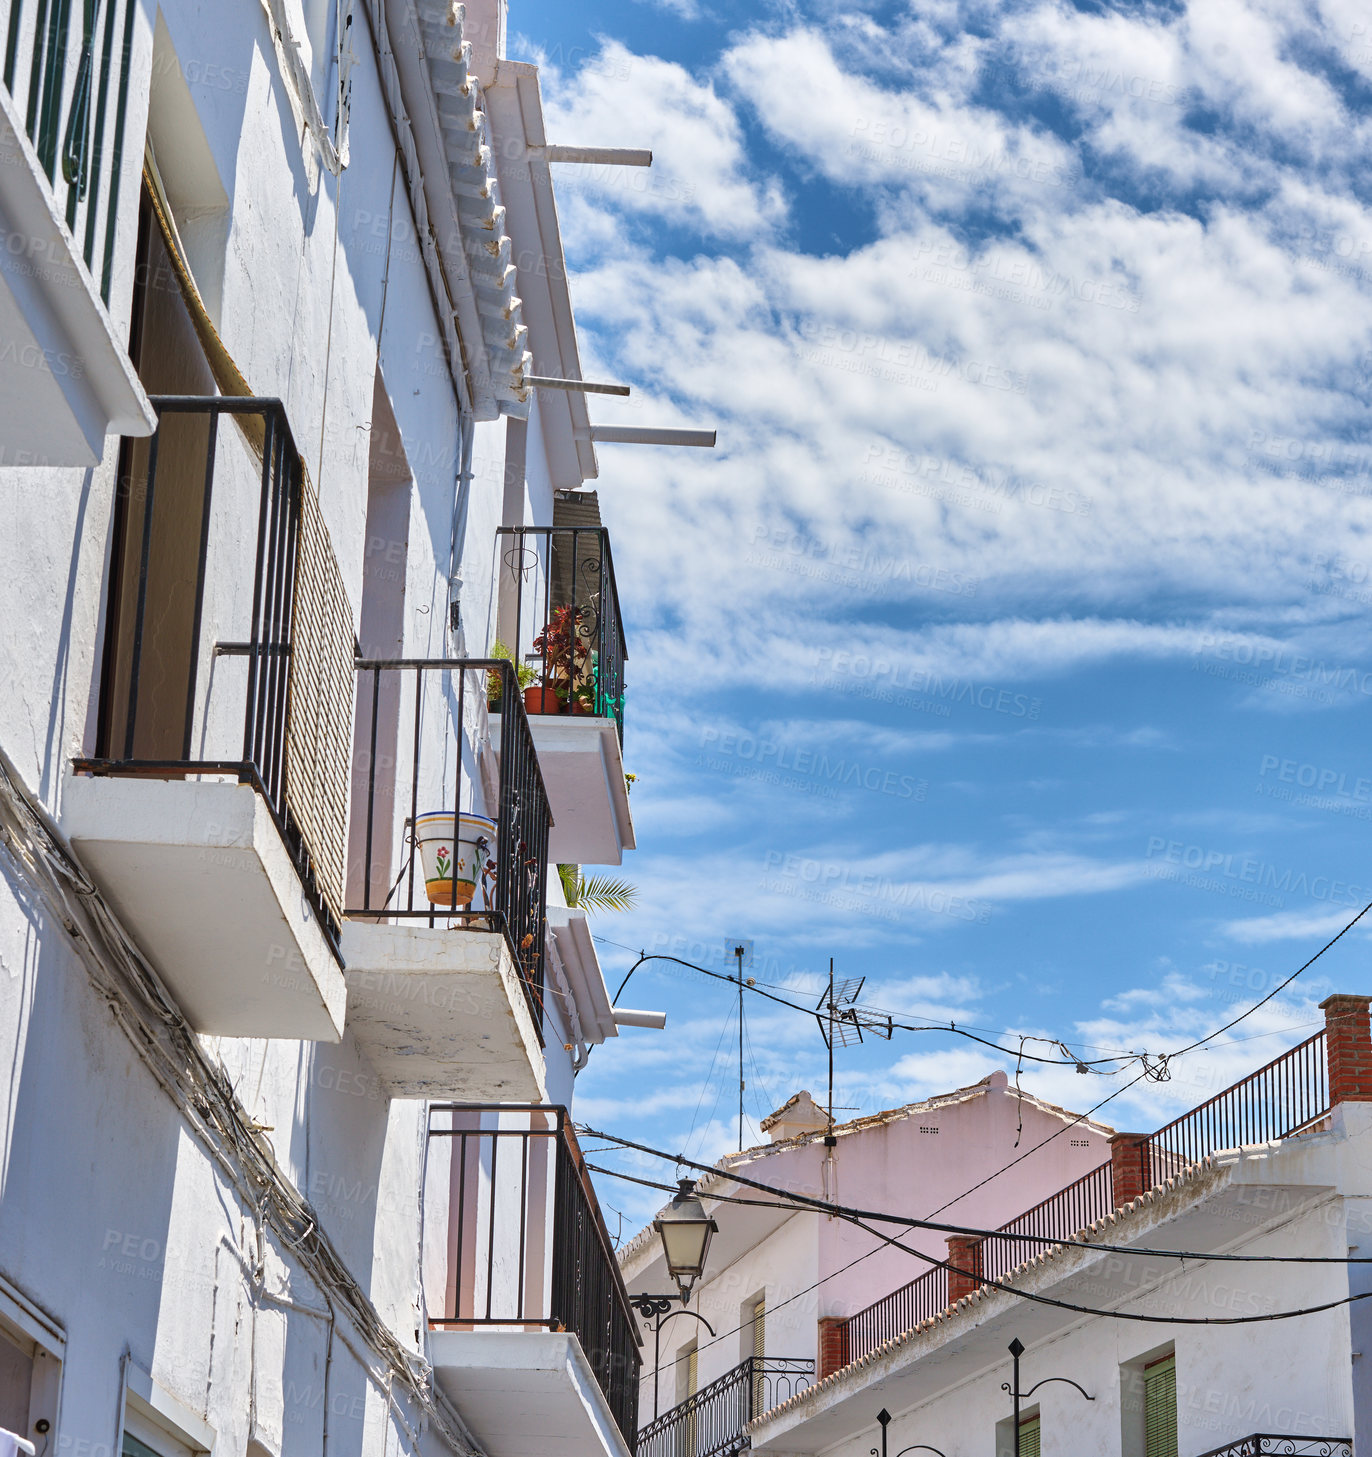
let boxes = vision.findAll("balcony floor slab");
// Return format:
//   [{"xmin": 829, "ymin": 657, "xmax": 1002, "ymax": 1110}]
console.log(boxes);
[
  {"xmin": 61, "ymin": 774, "xmax": 344, "ymax": 1040},
  {"xmin": 430, "ymin": 1330, "xmax": 632, "ymax": 1457},
  {"xmin": 492, "ymin": 714, "xmax": 635, "ymax": 866},
  {"xmin": 340, "ymin": 922, "xmax": 546, "ymax": 1100}
]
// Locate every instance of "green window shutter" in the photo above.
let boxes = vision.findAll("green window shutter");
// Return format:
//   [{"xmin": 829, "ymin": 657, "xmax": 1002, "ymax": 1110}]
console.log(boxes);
[
  {"xmin": 1019, "ymin": 1417, "xmax": 1041, "ymax": 1457},
  {"xmin": 1144, "ymin": 1354, "xmax": 1177, "ymax": 1457}
]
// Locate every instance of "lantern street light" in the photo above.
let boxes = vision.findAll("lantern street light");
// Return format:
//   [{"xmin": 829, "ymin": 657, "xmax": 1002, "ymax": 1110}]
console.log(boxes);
[
  {"xmin": 629, "ymin": 1179, "xmax": 721, "ymax": 1420},
  {"xmin": 654, "ymin": 1178, "xmax": 718, "ymax": 1302}
]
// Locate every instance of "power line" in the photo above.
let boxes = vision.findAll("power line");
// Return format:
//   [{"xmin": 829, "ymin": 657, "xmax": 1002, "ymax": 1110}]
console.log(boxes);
[{"xmin": 585, "ymin": 1133, "xmax": 1372, "ymax": 1267}]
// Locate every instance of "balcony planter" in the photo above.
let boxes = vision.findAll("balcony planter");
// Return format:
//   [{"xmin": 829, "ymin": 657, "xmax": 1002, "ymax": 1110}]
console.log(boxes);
[
  {"xmin": 523, "ymin": 685, "xmax": 562, "ymax": 715},
  {"xmin": 414, "ymin": 812, "xmax": 497, "ymax": 907}
]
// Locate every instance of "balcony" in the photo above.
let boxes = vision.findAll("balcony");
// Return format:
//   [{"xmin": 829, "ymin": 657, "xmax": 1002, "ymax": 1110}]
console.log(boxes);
[
  {"xmin": 427, "ymin": 1106, "xmax": 641, "ymax": 1457},
  {"xmin": 0, "ymin": 0, "xmax": 154, "ymax": 463},
  {"xmin": 64, "ymin": 397, "xmax": 349, "ymax": 1041},
  {"xmin": 839, "ymin": 1029, "xmax": 1334, "ymax": 1369},
  {"xmin": 1195, "ymin": 1440, "xmax": 1350, "ymax": 1456},
  {"xmin": 638, "ymin": 1358, "xmax": 814, "ymax": 1457},
  {"xmin": 495, "ymin": 526, "xmax": 634, "ymax": 866},
  {"xmin": 340, "ymin": 658, "xmax": 552, "ymax": 1099}
]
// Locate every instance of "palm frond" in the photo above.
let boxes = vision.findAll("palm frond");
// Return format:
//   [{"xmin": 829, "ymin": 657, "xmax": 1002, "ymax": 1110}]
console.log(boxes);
[{"xmin": 572, "ymin": 874, "xmax": 638, "ymax": 915}]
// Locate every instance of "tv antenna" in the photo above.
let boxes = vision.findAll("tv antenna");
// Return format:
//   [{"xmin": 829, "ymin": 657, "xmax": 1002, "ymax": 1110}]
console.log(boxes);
[
  {"xmin": 729, "ymin": 939, "xmax": 754, "ymax": 1150},
  {"xmin": 816, "ymin": 959, "xmax": 893, "ymax": 1144}
]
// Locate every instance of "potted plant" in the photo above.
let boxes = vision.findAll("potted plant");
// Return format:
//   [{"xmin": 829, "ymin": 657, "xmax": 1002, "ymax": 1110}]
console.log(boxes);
[
  {"xmin": 487, "ymin": 639, "xmax": 535, "ymax": 710},
  {"xmin": 413, "ymin": 811, "xmax": 497, "ymax": 907},
  {"xmin": 525, "ymin": 604, "xmax": 589, "ymax": 715}
]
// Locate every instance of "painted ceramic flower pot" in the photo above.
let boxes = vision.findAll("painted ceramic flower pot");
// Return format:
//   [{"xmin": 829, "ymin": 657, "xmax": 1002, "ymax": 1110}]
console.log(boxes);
[{"xmin": 413, "ymin": 811, "xmax": 497, "ymax": 908}]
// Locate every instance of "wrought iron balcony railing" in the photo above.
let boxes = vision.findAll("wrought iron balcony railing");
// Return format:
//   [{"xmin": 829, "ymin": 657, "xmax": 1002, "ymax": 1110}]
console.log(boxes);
[
  {"xmin": 1136, "ymin": 1030, "xmax": 1329, "ymax": 1192},
  {"xmin": 79, "ymin": 396, "xmax": 353, "ymax": 951},
  {"xmin": 497, "ymin": 526, "xmax": 627, "ymax": 742},
  {"xmin": 1195, "ymin": 1438, "xmax": 1351, "ymax": 1456},
  {"xmin": 3, "ymin": 0, "xmax": 138, "ymax": 299},
  {"xmin": 347, "ymin": 657, "xmax": 552, "ymax": 1016},
  {"xmin": 427, "ymin": 1105, "xmax": 641, "ymax": 1448},
  {"xmin": 636, "ymin": 1357, "xmax": 814, "ymax": 1457},
  {"xmin": 839, "ymin": 1030, "xmax": 1335, "ymax": 1369}
]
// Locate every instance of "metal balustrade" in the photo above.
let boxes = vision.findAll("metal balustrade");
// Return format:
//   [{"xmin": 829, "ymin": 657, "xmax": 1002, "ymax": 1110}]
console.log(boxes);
[
  {"xmin": 979, "ymin": 1158, "xmax": 1115, "ymax": 1285},
  {"xmin": 1194, "ymin": 1438, "xmax": 1351, "ymax": 1456},
  {"xmin": 835, "ymin": 1030, "xmax": 1336, "ymax": 1373},
  {"xmin": 3, "ymin": 0, "xmax": 137, "ymax": 298},
  {"xmin": 348, "ymin": 658, "xmax": 552, "ymax": 1018},
  {"xmin": 77, "ymin": 396, "xmax": 342, "ymax": 951},
  {"xmin": 1139, "ymin": 1030, "xmax": 1329, "ymax": 1192},
  {"xmin": 497, "ymin": 526, "xmax": 627, "ymax": 741},
  {"xmin": 428, "ymin": 1106, "xmax": 641, "ymax": 1449},
  {"xmin": 636, "ymin": 1357, "xmax": 814, "ymax": 1457},
  {"xmin": 845, "ymin": 1266, "xmax": 948, "ymax": 1366}
]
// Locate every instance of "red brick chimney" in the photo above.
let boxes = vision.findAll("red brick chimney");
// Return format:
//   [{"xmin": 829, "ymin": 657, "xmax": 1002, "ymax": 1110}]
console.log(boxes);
[
  {"xmin": 1320, "ymin": 994, "xmax": 1372, "ymax": 1104},
  {"xmin": 817, "ymin": 1316, "xmax": 849, "ymax": 1379},
  {"xmin": 1109, "ymin": 1131, "xmax": 1149, "ymax": 1207},
  {"xmin": 946, "ymin": 1234, "xmax": 983, "ymax": 1303}
]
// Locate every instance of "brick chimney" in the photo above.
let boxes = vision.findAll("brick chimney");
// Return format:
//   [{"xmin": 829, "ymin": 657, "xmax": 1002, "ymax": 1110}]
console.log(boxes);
[
  {"xmin": 946, "ymin": 1235, "xmax": 983, "ymax": 1303},
  {"xmin": 1109, "ymin": 1131, "xmax": 1149, "ymax": 1207},
  {"xmin": 1320, "ymin": 994, "xmax": 1372, "ymax": 1104},
  {"xmin": 817, "ymin": 1316, "xmax": 849, "ymax": 1379}
]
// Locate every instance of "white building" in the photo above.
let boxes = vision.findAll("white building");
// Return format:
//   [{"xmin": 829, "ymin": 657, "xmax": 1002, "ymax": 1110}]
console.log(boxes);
[
  {"xmin": 0, "ymin": 2, "xmax": 677, "ymax": 1456},
  {"xmin": 624, "ymin": 998, "xmax": 1372, "ymax": 1457}
]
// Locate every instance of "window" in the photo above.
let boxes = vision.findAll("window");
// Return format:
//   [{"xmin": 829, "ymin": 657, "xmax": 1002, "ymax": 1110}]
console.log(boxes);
[
  {"xmin": 750, "ymin": 1296, "xmax": 766, "ymax": 1409},
  {"xmin": 0, "ymin": 1274, "xmax": 63, "ymax": 1445},
  {"xmin": 1018, "ymin": 1416, "xmax": 1041, "ymax": 1457},
  {"xmin": 1143, "ymin": 1353, "xmax": 1177, "ymax": 1457}
]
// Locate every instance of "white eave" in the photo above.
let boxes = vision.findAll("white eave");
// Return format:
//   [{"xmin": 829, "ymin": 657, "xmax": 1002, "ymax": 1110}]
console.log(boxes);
[
  {"xmin": 485, "ymin": 58, "xmax": 599, "ymax": 485},
  {"xmin": 397, "ymin": 0, "xmax": 533, "ymax": 418},
  {"xmin": 547, "ymin": 905, "xmax": 617, "ymax": 1044}
]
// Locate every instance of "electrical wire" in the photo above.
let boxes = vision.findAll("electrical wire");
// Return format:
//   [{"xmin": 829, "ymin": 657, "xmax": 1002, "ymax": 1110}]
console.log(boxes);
[{"xmin": 585, "ymin": 1136, "xmax": 1372, "ymax": 1267}]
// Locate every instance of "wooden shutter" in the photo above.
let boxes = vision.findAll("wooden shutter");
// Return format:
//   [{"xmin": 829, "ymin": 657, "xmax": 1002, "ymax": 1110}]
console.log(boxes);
[
  {"xmin": 687, "ymin": 1343, "xmax": 698, "ymax": 1398},
  {"xmin": 1019, "ymin": 1417, "xmax": 1041, "ymax": 1457},
  {"xmin": 1144, "ymin": 1353, "xmax": 1177, "ymax": 1457}
]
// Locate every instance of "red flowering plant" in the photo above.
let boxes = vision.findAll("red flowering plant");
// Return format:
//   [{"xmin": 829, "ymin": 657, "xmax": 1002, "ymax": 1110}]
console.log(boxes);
[{"xmin": 530, "ymin": 604, "xmax": 591, "ymax": 707}]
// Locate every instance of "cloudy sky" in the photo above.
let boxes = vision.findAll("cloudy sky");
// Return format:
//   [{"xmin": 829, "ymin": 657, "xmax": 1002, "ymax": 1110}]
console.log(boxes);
[{"xmin": 508, "ymin": 0, "xmax": 1372, "ymax": 1239}]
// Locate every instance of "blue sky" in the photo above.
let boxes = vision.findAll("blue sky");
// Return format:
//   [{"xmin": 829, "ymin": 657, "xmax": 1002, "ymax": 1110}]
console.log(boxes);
[{"xmin": 507, "ymin": 0, "xmax": 1372, "ymax": 1238}]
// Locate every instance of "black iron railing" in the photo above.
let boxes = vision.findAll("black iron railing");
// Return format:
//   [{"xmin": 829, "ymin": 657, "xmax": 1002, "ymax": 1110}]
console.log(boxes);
[
  {"xmin": 497, "ymin": 526, "xmax": 627, "ymax": 742},
  {"xmin": 348, "ymin": 658, "xmax": 551, "ymax": 1020},
  {"xmin": 79, "ymin": 396, "xmax": 338, "ymax": 951},
  {"xmin": 835, "ymin": 1030, "xmax": 1335, "ymax": 1373},
  {"xmin": 845, "ymin": 1265, "xmax": 947, "ymax": 1366},
  {"xmin": 979, "ymin": 1158, "xmax": 1114, "ymax": 1285},
  {"xmin": 636, "ymin": 1357, "xmax": 814, "ymax": 1457},
  {"xmin": 1139, "ymin": 1031, "xmax": 1329, "ymax": 1191},
  {"xmin": 428, "ymin": 1105, "xmax": 641, "ymax": 1448},
  {"xmin": 3, "ymin": 0, "xmax": 138, "ymax": 299},
  {"xmin": 1195, "ymin": 1438, "xmax": 1351, "ymax": 1456}
]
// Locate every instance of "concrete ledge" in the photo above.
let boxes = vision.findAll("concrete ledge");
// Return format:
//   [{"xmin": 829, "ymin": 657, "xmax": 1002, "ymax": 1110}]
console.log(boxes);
[
  {"xmin": 430, "ymin": 1330, "xmax": 632, "ymax": 1457},
  {"xmin": 62, "ymin": 774, "xmax": 344, "ymax": 1040},
  {"xmin": 340, "ymin": 921, "xmax": 546, "ymax": 1099}
]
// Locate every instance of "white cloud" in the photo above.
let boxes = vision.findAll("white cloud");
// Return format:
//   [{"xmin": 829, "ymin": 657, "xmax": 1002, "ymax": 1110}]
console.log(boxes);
[{"xmin": 539, "ymin": 41, "xmax": 785, "ymax": 243}]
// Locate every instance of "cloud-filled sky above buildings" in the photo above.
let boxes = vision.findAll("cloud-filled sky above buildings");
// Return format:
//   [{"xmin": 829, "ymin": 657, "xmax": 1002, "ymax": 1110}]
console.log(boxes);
[{"xmin": 508, "ymin": 0, "xmax": 1372, "ymax": 1236}]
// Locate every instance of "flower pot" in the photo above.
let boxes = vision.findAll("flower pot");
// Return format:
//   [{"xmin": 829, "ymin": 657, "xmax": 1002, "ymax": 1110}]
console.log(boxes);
[
  {"xmin": 572, "ymin": 701, "xmax": 592, "ymax": 716},
  {"xmin": 413, "ymin": 811, "xmax": 497, "ymax": 908},
  {"xmin": 523, "ymin": 685, "xmax": 561, "ymax": 715}
]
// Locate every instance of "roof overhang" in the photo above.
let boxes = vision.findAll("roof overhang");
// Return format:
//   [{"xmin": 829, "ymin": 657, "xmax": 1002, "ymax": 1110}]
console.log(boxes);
[
  {"xmin": 548, "ymin": 905, "xmax": 618, "ymax": 1044},
  {"xmin": 485, "ymin": 58, "xmax": 598, "ymax": 484},
  {"xmin": 391, "ymin": 0, "xmax": 533, "ymax": 418}
]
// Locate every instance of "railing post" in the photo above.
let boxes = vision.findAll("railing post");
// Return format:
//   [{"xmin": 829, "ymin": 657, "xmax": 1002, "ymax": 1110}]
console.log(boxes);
[
  {"xmin": 1109, "ymin": 1131, "xmax": 1149, "ymax": 1206},
  {"xmin": 1320, "ymin": 995, "xmax": 1372, "ymax": 1105},
  {"xmin": 816, "ymin": 1317, "xmax": 849, "ymax": 1380},
  {"xmin": 945, "ymin": 1235, "xmax": 983, "ymax": 1303}
]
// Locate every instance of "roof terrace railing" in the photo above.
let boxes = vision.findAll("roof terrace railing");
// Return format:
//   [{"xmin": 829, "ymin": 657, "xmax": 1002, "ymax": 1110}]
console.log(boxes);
[{"xmin": 835, "ymin": 1028, "xmax": 1334, "ymax": 1370}]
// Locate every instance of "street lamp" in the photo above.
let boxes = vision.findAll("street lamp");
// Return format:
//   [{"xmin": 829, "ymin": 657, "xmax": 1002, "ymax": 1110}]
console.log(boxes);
[
  {"xmin": 653, "ymin": 1178, "xmax": 718, "ymax": 1303},
  {"xmin": 629, "ymin": 1179, "xmax": 721, "ymax": 1420},
  {"xmin": 1001, "ymin": 1338, "xmax": 1094, "ymax": 1457}
]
